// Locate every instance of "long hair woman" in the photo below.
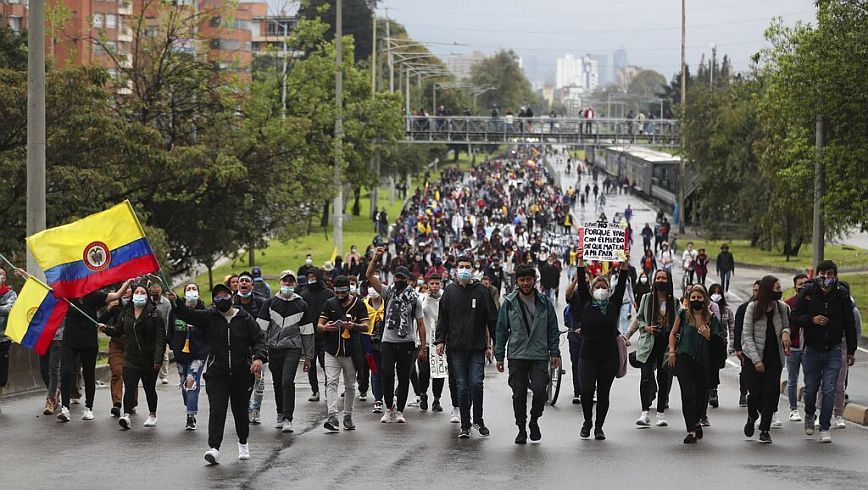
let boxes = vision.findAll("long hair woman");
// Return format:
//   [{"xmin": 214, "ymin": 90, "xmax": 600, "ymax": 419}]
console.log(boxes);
[
  {"xmin": 668, "ymin": 284, "xmax": 725, "ymax": 443},
  {"xmin": 741, "ymin": 275, "xmax": 790, "ymax": 443},
  {"xmin": 707, "ymin": 283, "xmax": 734, "ymax": 409}
]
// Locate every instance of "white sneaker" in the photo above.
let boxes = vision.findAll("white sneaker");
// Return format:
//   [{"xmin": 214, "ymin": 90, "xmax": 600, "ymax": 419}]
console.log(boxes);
[
  {"xmin": 819, "ymin": 430, "xmax": 832, "ymax": 443},
  {"xmin": 82, "ymin": 408, "xmax": 95, "ymax": 421},
  {"xmin": 119, "ymin": 415, "xmax": 131, "ymax": 430},
  {"xmin": 770, "ymin": 417, "xmax": 783, "ymax": 429},
  {"xmin": 814, "ymin": 418, "xmax": 821, "ymax": 429},
  {"xmin": 380, "ymin": 408, "xmax": 395, "ymax": 423},
  {"xmin": 656, "ymin": 412, "xmax": 669, "ymax": 427},
  {"xmin": 282, "ymin": 420, "xmax": 294, "ymax": 433},
  {"xmin": 275, "ymin": 416, "xmax": 284, "ymax": 429},
  {"xmin": 395, "ymin": 411, "xmax": 406, "ymax": 423},
  {"xmin": 450, "ymin": 407, "xmax": 460, "ymax": 423},
  {"xmin": 359, "ymin": 392, "xmax": 368, "ymax": 401},
  {"xmin": 204, "ymin": 448, "xmax": 221, "ymax": 465},
  {"xmin": 834, "ymin": 416, "xmax": 846, "ymax": 429},
  {"xmin": 238, "ymin": 442, "xmax": 250, "ymax": 460},
  {"xmin": 408, "ymin": 397, "xmax": 420, "ymax": 407},
  {"xmin": 160, "ymin": 377, "xmax": 169, "ymax": 385},
  {"xmin": 635, "ymin": 411, "xmax": 651, "ymax": 427},
  {"xmin": 57, "ymin": 406, "xmax": 71, "ymax": 422},
  {"xmin": 143, "ymin": 415, "xmax": 158, "ymax": 427},
  {"xmin": 788, "ymin": 409, "xmax": 802, "ymax": 422}
]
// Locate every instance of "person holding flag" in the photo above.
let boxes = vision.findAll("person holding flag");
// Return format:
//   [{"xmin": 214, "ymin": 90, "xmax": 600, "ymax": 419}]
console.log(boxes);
[{"xmin": 0, "ymin": 266, "xmax": 17, "ymax": 412}]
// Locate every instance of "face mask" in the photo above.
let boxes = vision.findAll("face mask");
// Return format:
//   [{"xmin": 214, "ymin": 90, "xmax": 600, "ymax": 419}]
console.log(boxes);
[
  {"xmin": 132, "ymin": 294, "xmax": 148, "ymax": 307},
  {"xmin": 771, "ymin": 291, "xmax": 783, "ymax": 301},
  {"xmin": 307, "ymin": 278, "xmax": 317, "ymax": 285},
  {"xmin": 121, "ymin": 297, "xmax": 131, "ymax": 305},
  {"xmin": 823, "ymin": 277, "xmax": 835, "ymax": 288},
  {"xmin": 457, "ymin": 269, "xmax": 473, "ymax": 282},
  {"xmin": 592, "ymin": 288, "xmax": 609, "ymax": 302},
  {"xmin": 394, "ymin": 281, "xmax": 408, "ymax": 291},
  {"xmin": 416, "ymin": 279, "xmax": 424, "ymax": 286},
  {"xmin": 689, "ymin": 300, "xmax": 705, "ymax": 311},
  {"xmin": 349, "ymin": 285, "xmax": 358, "ymax": 295},
  {"xmin": 215, "ymin": 297, "xmax": 233, "ymax": 313},
  {"xmin": 656, "ymin": 282, "xmax": 671, "ymax": 292},
  {"xmin": 280, "ymin": 286, "xmax": 294, "ymax": 295},
  {"xmin": 305, "ymin": 258, "xmax": 313, "ymax": 265},
  {"xmin": 238, "ymin": 290, "xmax": 252, "ymax": 298},
  {"xmin": 369, "ymin": 289, "xmax": 380, "ymax": 299},
  {"xmin": 639, "ymin": 277, "xmax": 648, "ymax": 284},
  {"xmin": 710, "ymin": 293, "xmax": 722, "ymax": 303},
  {"xmin": 185, "ymin": 291, "xmax": 199, "ymax": 303}
]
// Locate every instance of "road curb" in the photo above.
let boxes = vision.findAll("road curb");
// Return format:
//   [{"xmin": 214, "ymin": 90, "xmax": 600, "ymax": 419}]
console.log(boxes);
[{"xmin": 782, "ymin": 380, "xmax": 867, "ymax": 426}]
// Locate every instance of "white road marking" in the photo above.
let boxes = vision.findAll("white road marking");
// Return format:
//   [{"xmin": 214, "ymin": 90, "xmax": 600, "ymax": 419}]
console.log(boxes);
[{"xmin": 858, "ymin": 346, "xmax": 868, "ymax": 354}]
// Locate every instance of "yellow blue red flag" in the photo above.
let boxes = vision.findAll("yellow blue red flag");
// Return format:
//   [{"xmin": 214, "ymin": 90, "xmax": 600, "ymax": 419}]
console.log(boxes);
[
  {"xmin": 6, "ymin": 278, "xmax": 69, "ymax": 355},
  {"xmin": 25, "ymin": 200, "xmax": 160, "ymax": 298}
]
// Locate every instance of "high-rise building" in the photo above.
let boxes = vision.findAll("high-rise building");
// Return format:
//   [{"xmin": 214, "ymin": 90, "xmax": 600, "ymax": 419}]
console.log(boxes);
[
  {"xmin": 613, "ymin": 48, "xmax": 627, "ymax": 82},
  {"xmin": 589, "ymin": 53, "xmax": 609, "ymax": 85},
  {"xmin": 447, "ymin": 50, "xmax": 485, "ymax": 80},
  {"xmin": 580, "ymin": 54, "xmax": 599, "ymax": 92},
  {"xmin": 556, "ymin": 54, "xmax": 581, "ymax": 89}
]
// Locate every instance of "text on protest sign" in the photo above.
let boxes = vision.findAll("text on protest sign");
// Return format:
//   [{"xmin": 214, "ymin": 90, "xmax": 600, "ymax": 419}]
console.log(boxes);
[{"xmin": 580, "ymin": 223, "xmax": 627, "ymax": 262}]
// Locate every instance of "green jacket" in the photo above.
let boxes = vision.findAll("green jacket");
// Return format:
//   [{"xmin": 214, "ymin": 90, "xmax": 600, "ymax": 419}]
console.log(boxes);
[
  {"xmin": 495, "ymin": 289, "xmax": 560, "ymax": 361},
  {"xmin": 635, "ymin": 292, "xmax": 682, "ymax": 364}
]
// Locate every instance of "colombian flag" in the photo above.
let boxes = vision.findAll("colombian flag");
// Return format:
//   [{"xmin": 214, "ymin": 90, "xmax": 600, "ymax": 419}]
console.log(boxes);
[
  {"xmin": 26, "ymin": 200, "xmax": 160, "ymax": 298},
  {"xmin": 6, "ymin": 278, "xmax": 69, "ymax": 355}
]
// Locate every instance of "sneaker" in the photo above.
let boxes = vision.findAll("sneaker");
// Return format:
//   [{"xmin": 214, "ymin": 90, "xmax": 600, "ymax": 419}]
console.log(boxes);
[
  {"xmin": 699, "ymin": 416, "xmax": 710, "ymax": 427},
  {"xmin": 473, "ymin": 422, "xmax": 490, "ymax": 437},
  {"xmin": 43, "ymin": 399, "xmax": 56, "ymax": 416},
  {"xmin": 789, "ymin": 409, "xmax": 802, "ymax": 422},
  {"xmin": 395, "ymin": 411, "xmax": 407, "ymax": 423},
  {"xmin": 82, "ymin": 408, "xmax": 94, "ymax": 421},
  {"xmin": 738, "ymin": 395, "xmax": 747, "ymax": 407},
  {"xmin": 408, "ymin": 397, "xmax": 420, "ymax": 407},
  {"xmin": 278, "ymin": 418, "xmax": 293, "ymax": 433},
  {"xmin": 110, "ymin": 404, "xmax": 121, "ymax": 418},
  {"xmin": 343, "ymin": 415, "xmax": 356, "ymax": 431},
  {"xmin": 770, "ymin": 417, "xmax": 783, "ymax": 429},
  {"xmin": 359, "ymin": 392, "xmax": 368, "ymax": 401},
  {"xmin": 372, "ymin": 401, "xmax": 384, "ymax": 414},
  {"xmin": 420, "ymin": 394, "xmax": 429, "ymax": 411},
  {"xmin": 759, "ymin": 431, "xmax": 772, "ymax": 444},
  {"xmin": 275, "ymin": 415, "xmax": 284, "ymax": 429},
  {"xmin": 515, "ymin": 428, "xmax": 528, "ymax": 444},
  {"xmin": 683, "ymin": 433, "xmax": 697, "ymax": 444},
  {"xmin": 695, "ymin": 426, "xmax": 703, "ymax": 440},
  {"xmin": 161, "ymin": 377, "xmax": 169, "ymax": 385},
  {"xmin": 819, "ymin": 430, "xmax": 832, "ymax": 443},
  {"xmin": 249, "ymin": 411, "xmax": 261, "ymax": 425},
  {"xmin": 594, "ymin": 427, "xmax": 606, "ymax": 440},
  {"xmin": 431, "ymin": 399, "xmax": 443, "ymax": 412},
  {"xmin": 186, "ymin": 415, "xmax": 197, "ymax": 431},
  {"xmin": 709, "ymin": 389, "xmax": 719, "ymax": 408},
  {"xmin": 572, "ymin": 396, "xmax": 581, "ymax": 405},
  {"xmin": 204, "ymin": 448, "xmax": 220, "ymax": 465},
  {"xmin": 57, "ymin": 406, "xmax": 70, "ymax": 422},
  {"xmin": 119, "ymin": 415, "xmax": 131, "ymax": 430},
  {"xmin": 834, "ymin": 416, "xmax": 846, "ymax": 429},
  {"xmin": 458, "ymin": 427, "xmax": 471, "ymax": 439},
  {"xmin": 656, "ymin": 413, "xmax": 668, "ymax": 427},
  {"xmin": 308, "ymin": 392, "xmax": 320, "ymax": 402},
  {"xmin": 450, "ymin": 407, "xmax": 460, "ymax": 423},
  {"xmin": 804, "ymin": 415, "xmax": 816, "ymax": 436},
  {"xmin": 380, "ymin": 408, "xmax": 395, "ymax": 423},
  {"xmin": 636, "ymin": 411, "xmax": 651, "ymax": 427},
  {"xmin": 238, "ymin": 442, "xmax": 250, "ymax": 460},
  {"xmin": 143, "ymin": 415, "xmax": 158, "ymax": 427},
  {"xmin": 324, "ymin": 415, "xmax": 340, "ymax": 432},
  {"xmin": 744, "ymin": 418, "xmax": 756, "ymax": 438},
  {"xmin": 529, "ymin": 420, "xmax": 541, "ymax": 441},
  {"xmin": 580, "ymin": 422, "xmax": 592, "ymax": 439},
  {"xmin": 814, "ymin": 417, "xmax": 821, "ymax": 429}
]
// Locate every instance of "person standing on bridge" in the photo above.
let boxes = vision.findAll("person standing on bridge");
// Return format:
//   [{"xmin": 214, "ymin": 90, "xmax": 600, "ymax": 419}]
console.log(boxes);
[{"xmin": 496, "ymin": 263, "xmax": 560, "ymax": 444}]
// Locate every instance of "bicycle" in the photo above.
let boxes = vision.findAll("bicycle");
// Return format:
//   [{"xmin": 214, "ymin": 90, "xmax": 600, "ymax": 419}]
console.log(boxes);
[{"xmin": 547, "ymin": 326, "xmax": 569, "ymax": 406}]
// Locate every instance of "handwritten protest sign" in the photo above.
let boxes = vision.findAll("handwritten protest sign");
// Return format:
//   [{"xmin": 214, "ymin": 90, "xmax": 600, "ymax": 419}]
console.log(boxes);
[
  {"xmin": 430, "ymin": 350, "xmax": 449, "ymax": 379},
  {"xmin": 580, "ymin": 222, "xmax": 627, "ymax": 261}
]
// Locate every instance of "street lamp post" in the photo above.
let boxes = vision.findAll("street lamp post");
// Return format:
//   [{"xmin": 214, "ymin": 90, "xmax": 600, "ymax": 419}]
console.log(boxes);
[
  {"xmin": 678, "ymin": 0, "xmax": 687, "ymax": 234},
  {"xmin": 27, "ymin": 0, "xmax": 46, "ymax": 277},
  {"xmin": 333, "ymin": 0, "xmax": 344, "ymax": 255}
]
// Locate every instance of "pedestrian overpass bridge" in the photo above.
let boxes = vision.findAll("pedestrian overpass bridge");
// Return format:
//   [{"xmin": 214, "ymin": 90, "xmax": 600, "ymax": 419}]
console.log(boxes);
[{"xmin": 402, "ymin": 116, "xmax": 679, "ymax": 147}]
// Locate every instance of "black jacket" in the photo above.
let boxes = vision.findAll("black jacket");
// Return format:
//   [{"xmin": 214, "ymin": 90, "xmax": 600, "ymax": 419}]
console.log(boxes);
[
  {"xmin": 104, "ymin": 303, "xmax": 167, "ymax": 370},
  {"xmin": 539, "ymin": 262, "xmax": 561, "ymax": 290},
  {"xmin": 791, "ymin": 279, "xmax": 856, "ymax": 355},
  {"xmin": 233, "ymin": 292, "xmax": 267, "ymax": 318},
  {"xmin": 435, "ymin": 281, "xmax": 497, "ymax": 351},
  {"xmin": 167, "ymin": 300, "xmax": 209, "ymax": 363},
  {"xmin": 733, "ymin": 301, "xmax": 750, "ymax": 353},
  {"xmin": 300, "ymin": 270, "xmax": 336, "ymax": 344},
  {"xmin": 716, "ymin": 251, "xmax": 735, "ymax": 273},
  {"xmin": 171, "ymin": 300, "xmax": 268, "ymax": 376}
]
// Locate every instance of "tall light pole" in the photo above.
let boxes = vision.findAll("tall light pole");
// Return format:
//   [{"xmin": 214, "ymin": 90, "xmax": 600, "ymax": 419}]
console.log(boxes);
[
  {"xmin": 678, "ymin": 0, "xmax": 687, "ymax": 234},
  {"xmin": 333, "ymin": 0, "xmax": 344, "ymax": 255},
  {"xmin": 27, "ymin": 0, "xmax": 46, "ymax": 277},
  {"xmin": 370, "ymin": 14, "xmax": 379, "ymax": 219},
  {"xmin": 709, "ymin": 43, "xmax": 716, "ymax": 87}
]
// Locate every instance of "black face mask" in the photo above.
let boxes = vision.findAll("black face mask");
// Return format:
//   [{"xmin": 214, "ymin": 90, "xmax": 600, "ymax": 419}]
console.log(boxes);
[
  {"xmin": 655, "ymin": 282, "xmax": 671, "ymax": 292},
  {"xmin": 394, "ymin": 281, "xmax": 408, "ymax": 291},
  {"xmin": 215, "ymin": 298, "xmax": 233, "ymax": 313},
  {"xmin": 771, "ymin": 291, "xmax": 783, "ymax": 301},
  {"xmin": 689, "ymin": 300, "xmax": 705, "ymax": 311}
]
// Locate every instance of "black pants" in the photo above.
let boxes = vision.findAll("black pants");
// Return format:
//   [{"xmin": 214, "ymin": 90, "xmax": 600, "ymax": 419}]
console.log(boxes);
[
  {"xmin": 739, "ymin": 358, "xmax": 749, "ymax": 397},
  {"xmin": 60, "ymin": 344, "xmax": 98, "ymax": 409},
  {"xmin": 123, "ymin": 366, "xmax": 158, "ymax": 414},
  {"xmin": 568, "ymin": 333, "xmax": 582, "ymax": 398},
  {"xmin": 307, "ymin": 345, "xmax": 326, "ymax": 393},
  {"xmin": 381, "ymin": 342, "xmax": 414, "ymax": 411},
  {"xmin": 269, "ymin": 348, "xmax": 302, "ymax": 421},
  {"xmin": 675, "ymin": 356, "xmax": 707, "ymax": 432},
  {"xmin": 640, "ymin": 337, "xmax": 670, "ymax": 412},
  {"xmin": 508, "ymin": 359, "xmax": 548, "ymax": 426},
  {"xmin": 579, "ymin": 356, "xmax": 618, "ymax": 428},
  {"xmin": 0, "ymin": 341, "xmax": 10, "ymax": 387},
  {"xmin": 744, "ymin": 358, "xmax": 782, "ymax": 431},
  {"xmin": 205, "ymin": 371, "xmax": 254, "ymax": 450},
  {"xmin": 357, "ymin": 353, "xmax": 370, "ymax": 394},
  {"xmin": 447, "ymin": 351, "xmax": 457, "ymax": 406}
]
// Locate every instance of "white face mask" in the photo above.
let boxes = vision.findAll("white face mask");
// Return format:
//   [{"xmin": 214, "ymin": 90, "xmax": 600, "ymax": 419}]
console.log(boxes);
[
  {"xmin": 639, "ymin": 277, "xmax": 648, "ymax": 284},
  {"xmin": 369, "ymin": 289, "xmax": 380, "ymax": 299},
  {"xmin": 185, "ymin": 291, "xmax": 199, "ymax": 303},
  {"xmin": 592, "ymin": 288, "xmax": 609, "ymax": 302},
  {"xmin": 305, "ymin": 258, "xmax": 313, "ymax": 265},
  {"xmin": 710, "ymin": 293, "xmax": 722, "ymax": 303}
]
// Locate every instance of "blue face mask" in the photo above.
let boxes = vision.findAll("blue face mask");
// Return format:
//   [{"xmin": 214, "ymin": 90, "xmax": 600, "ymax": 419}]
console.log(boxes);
[
  {"xmin": 457, "ymin": 269, "xmax": 473, "ymax": 282},
  {"xmin": 824, "ymin": 277, "xmax": 835, "ymax": 287},
  {"xmin": 238, "ymin": 290, "xmax": 252, "ymax": 298},
  {"xmin": 132, "ymin": 294, "xmax": 148, "ymax": 307},
  {"xmin": 280, "ymin": 286, "xmax": 294, "ymax": 295}
]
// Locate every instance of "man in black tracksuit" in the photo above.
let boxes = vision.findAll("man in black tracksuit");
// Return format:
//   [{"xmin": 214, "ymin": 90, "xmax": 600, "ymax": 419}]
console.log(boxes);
[
  {"xmin": 434, "ymin": 255, "xmax": 497, "ymax": 438},
  {"xmin": 301, "ymin": 267, "xmax": 335, "ymax": 401},
  {"xmin": 169, "ymin": 284, "xmax": 267, "ymax": 464}
]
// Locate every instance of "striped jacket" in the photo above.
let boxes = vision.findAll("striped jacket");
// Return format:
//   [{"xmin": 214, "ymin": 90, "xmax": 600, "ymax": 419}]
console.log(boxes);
[{"xmin": 257, "ymin": 293, "xmax": 315, "ymax": 360}]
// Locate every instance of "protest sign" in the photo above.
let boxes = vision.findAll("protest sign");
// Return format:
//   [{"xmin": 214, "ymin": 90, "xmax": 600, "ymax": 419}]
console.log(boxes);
[
  {"xmin": 430, "ymin": 350, "xmax": 449, "ymax": 379},
  {"xmin": 580, "ymin": 222, "xmax": 627, "ymax": 262}
]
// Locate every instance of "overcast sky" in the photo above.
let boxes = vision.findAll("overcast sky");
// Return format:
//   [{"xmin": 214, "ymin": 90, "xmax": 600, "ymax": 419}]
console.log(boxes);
[{"xmin": 370, "ymin": 0, "xmax": 818, "ymax": 84}]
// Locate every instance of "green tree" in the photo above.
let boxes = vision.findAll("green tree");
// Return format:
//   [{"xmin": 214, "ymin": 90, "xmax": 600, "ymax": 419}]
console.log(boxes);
[
  {"xmin": 0, "ymin": 26, "xmax": 26, "ymax": 70},
  {"xmin": 298, "ymin": 0, "xmax": 377, "ymax": 64},
  {"xmin": 470, "ymin": 50, "xmax": 537, "ymax": 114}
]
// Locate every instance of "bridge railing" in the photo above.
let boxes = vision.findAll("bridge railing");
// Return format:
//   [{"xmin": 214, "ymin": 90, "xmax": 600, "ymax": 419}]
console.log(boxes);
[{"xmin": 403, "ymin": 116, "xmax": 680, "ymax": 146}]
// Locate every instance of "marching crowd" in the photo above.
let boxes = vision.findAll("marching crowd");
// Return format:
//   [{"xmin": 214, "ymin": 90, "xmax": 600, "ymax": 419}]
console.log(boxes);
[{"xmin": 0, "ymin": 146, "xmax": 862, "ymax": 464}]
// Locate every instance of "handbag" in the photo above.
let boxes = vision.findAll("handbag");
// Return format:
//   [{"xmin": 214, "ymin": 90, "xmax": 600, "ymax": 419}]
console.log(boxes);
[{"xmin": 616, "ymin": 334, "xmax": 628, "ymax": 378}]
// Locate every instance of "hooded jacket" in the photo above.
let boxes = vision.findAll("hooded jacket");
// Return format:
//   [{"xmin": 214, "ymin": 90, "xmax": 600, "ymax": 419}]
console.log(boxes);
[
  {"xmin": 435, "ymin": 280, "xmax": 497, "ymax": 352},
  {"xmin": 166, "ymin": 300, "xmax": 209, "ymax": 364},
  {"xmin": 104, "ymin": 303, "xmax": 167, "ymax": 369},
  {"xmin": 495, "ymin": 289, "xmax": 560, "ymax": 361},
  {"xmin": 791, "ymin": 279, "xmax": 857, "ymax": 355},
  {"xmin": 257, "ymin": 293, "xmax": 314, "ymax": 358},
  {"xmin": 171, "ymin": 299, "xmax": 267, "ymax": 376},
  {"xmin": 300, "ymin": 268, "xmax": 335, "ymax": 345}
]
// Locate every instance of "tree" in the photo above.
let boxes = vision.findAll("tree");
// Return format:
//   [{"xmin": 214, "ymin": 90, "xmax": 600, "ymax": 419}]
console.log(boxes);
[
  {"xmin": 297, "ymin": 0, "xmax": 377, "ymax": 64},
  {"xmin": 627, "ymin": 69, "xmax": 666, "ymax": 102},
  {"xmin": 0, "ymin": 26, "xmax": 26, "ymax": 70},
  {"xmin": 470, "ymin": 50, "xmax": 537, "ymax": 115}
]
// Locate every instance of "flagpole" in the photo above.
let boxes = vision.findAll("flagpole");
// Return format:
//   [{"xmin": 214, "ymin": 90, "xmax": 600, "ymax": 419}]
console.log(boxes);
[{"xmin": 0, "ymin": 251, "xmax": 101, "ymax": 326}]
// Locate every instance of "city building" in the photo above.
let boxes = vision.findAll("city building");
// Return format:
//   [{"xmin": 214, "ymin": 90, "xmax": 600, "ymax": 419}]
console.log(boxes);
[
  {"xmin": 1, "ymin": 0, "xmax": 27, "ymax": 34},
  {"xmin": 589, "ymin": 53, "xmax": 609, "ymax": 85},
  {"xmin": 447, "ymin": 50, "xmax": 485, "ymax": 80},
  {"xmin": 556, "ymin": 53, "xmax": 598, "ymax": 91},
  {"xmin": 613, "ymin": 47, "xmax": 627, "ymax": 82}
]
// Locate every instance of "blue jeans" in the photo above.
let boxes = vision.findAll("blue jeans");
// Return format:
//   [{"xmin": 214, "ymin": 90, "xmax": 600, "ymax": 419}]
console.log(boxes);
[
  {"xmin": 544, "ymin": 288, "xmax": 557, "ymax": 305},
  {"xmin": 720, "ymin": 270, "xmax": 732, "ymax": 292},
  {"xmin": 802, "ymin": 344, "xmax": 842, "ymax": 431},
  {"xmin": 618, "ymin": 302, "xmax": 632, "ymax": 335},
  {"xmin": 786, "ymin": 349, "xmax": 803, "ymax": 410},
  {"xmin": 370, "ymin": 349, "xmax": 383, "ymax": 402},
  {"xmin": 249, "ymin": 370, "xmax": 265, "ymax": 413},
  {"xmin": 451, "ymin": 350, "xmax": 485, "ymax": 429},
  {"xmin": 568, "ymin": 333, "xmax": 582, "ymax": 398},
  {"xmin": 177, "ymin": 359, "xmax": 205, "ymax": 415}
]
